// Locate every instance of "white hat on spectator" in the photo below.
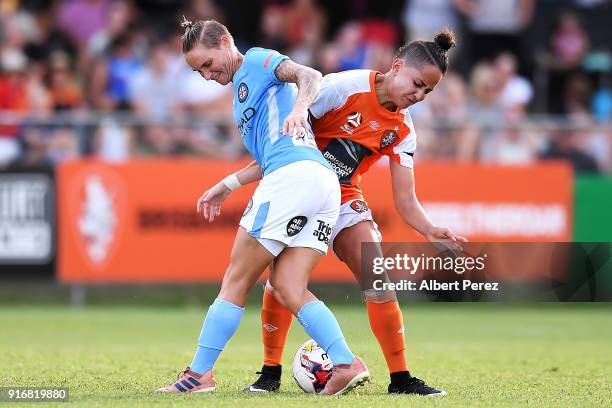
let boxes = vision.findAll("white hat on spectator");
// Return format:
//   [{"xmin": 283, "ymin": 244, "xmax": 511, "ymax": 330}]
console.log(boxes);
[
  {"xmin": 1, "ymin": 49, "xmax": 27, "ymax": 72},
  {"xmin": 499, "ymin": 77, "xmax": 533, "ymax": 108}
]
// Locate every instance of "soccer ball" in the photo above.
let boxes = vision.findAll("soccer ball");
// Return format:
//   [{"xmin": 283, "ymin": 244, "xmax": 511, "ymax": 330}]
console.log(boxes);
[{"xmin": 292, "ymin": 339, "xmax": 333, "ymax": 393}]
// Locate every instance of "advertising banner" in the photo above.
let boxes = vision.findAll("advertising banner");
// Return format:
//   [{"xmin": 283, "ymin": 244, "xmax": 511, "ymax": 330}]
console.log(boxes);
[
  {"xmin": 0, "ymin": 169, "xmax": 54, "ymax": 264},
  {"xmin": 57, "ymin": 160, "xmax": 572, "ymax": 283}
]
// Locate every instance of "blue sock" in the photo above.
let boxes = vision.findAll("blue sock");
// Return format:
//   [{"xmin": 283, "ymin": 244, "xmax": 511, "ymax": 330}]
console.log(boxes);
[
  {"xmin": 297, "ymin": 300, "xmax": 355, "ymax": 365},
  {"xmin": 190, "ymin": 298, "xmax": 245, "ymax": 375}
]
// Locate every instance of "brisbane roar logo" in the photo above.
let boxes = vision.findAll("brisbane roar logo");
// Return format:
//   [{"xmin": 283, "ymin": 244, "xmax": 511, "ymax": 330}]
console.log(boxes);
[
  {"xmin": 380, "ymin": 129, "xmax": 399, "ymax": 149},
  {"xmin": 67, "ymin": 166, "xmax": 127, "ymax": 272},
  {"xmin": 350, "ymin": 200, "xmax": 369, "ymax": 214}
]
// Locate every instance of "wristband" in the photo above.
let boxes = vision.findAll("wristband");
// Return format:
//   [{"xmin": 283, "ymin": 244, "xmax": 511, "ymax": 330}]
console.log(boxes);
[{"xmin": 221, "ymin": 173, "xmax": 241, "ymax": 191}]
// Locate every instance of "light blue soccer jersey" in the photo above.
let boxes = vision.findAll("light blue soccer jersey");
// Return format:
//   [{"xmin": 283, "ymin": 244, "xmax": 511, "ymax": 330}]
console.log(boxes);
[{"xmin": 232, "ymin": 47, "xmax": 331, "ymax": 176}]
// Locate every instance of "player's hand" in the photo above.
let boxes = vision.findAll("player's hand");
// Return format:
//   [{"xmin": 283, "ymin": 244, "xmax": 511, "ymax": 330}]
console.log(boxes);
[
  {"xmin": 196, "ymin": 181, "xmax": 232, "ymax": 223},
  {"xmin": 425, "ymin": 226, "xmax": 468, "ymax": 250},
  {"xmin": 282, "ymin": 105, "xmax": 309, "ymax": 136}
]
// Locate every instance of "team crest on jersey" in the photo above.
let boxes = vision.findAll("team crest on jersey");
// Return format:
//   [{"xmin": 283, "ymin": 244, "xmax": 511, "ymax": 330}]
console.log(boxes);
[
  {"xmin": 380, "ymin": 130, "xmax": 399, "ymax": 149},
  {"xmin": 340, "ymin": 112, "xmax": 362, "ymax": 135},
  {"xmin": 287, "ymin": 216, "xmax": 308, "ymax": 237},
  {"xmin": 238, "ymin": 82, "xmax": 249, "ymax": 103},
  {"xmin": 350, "ymin": 200, "xmax": 369, "ymax": 214}
]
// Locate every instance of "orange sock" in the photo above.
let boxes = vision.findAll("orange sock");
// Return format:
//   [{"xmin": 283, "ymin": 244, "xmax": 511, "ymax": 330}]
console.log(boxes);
[
  {"xmin": 366, "ymin": 300, "xmax": 408, "ymax": 373},
  {"xmin": 261, "ymin": 286, "xmax": 293, "ymax": 366}
]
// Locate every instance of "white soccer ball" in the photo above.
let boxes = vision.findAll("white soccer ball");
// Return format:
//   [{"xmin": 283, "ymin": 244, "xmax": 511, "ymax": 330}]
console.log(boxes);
[{"xmin": 292, "ymin": 339, "xmax": 333, "ymax": 393}]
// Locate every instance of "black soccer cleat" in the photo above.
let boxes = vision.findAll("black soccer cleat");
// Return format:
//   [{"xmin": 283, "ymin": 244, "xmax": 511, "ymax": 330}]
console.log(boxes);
[
  {"xmin": 388, "ymin": 374, "xmax": 447, "ymax": 396},
  {"xmin": 244, "ymin": 365, "xmax": 282, "ymax": 393}
]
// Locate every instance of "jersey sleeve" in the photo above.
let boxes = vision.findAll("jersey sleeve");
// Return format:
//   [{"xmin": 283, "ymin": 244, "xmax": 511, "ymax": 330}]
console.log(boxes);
[
  {"xmin": 389, "ymin": 109, "xmax": 417, "ymax": 168},
  {"xmin": 243, "ymin": 48, "xmax": 289, "ymax": 85},
  {"xmin": 309, "ymin": 73, "xmax": 343, "ymax": 119}
]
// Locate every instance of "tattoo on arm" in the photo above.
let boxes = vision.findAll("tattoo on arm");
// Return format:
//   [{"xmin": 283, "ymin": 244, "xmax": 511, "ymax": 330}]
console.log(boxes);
[{"xmin": 275, "ymin": 59, "xmax": 322, "ymax": 108}]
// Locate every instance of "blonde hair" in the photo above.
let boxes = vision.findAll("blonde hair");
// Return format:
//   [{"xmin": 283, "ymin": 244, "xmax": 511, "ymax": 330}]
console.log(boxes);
[{"xmin": 180, "ymin": 17, "xmax": 234, "ymax": 53}]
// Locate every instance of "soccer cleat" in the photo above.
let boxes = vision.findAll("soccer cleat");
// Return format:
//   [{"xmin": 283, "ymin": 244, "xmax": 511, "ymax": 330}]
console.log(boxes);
[
  {"xmin": 319, "ymin": 357, "xmax": 370, "ymax": 395},
  {"xmin": 157, "ymin": 367, "xmax": 216, "ymax": 393},
  {"xmin": 243, "ymin": 365, "xmax": 281, "ymax": 393},
  {"xmin": 388, "ymin": 376, "xmax": 447, "ymax": 396}
]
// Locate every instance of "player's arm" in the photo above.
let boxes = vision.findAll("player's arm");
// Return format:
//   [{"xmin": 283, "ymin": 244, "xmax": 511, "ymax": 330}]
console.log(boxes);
[
  {"xmin": 196, "ymin": 161, "xmax": 262, "ymax": 223},
  {"xmin": 389, "ymin": 159, "xmax": 467, "ymax": 245},
  {"xmin": 235, "ymin": 160, "xmax": 262, "ymax": 185},
  {"xmin": 274, "ymin": 59, "xmax": 323, "ymax": 135}
]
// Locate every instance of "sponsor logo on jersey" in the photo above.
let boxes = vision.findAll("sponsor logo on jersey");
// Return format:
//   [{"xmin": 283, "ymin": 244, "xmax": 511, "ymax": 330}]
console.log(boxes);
[
  {"xmin": 380, "ymin": 129, "xmax": 399, "ymax": 149},
  {"xmin": 237, "ymin": 107, "xmax": 256, "ymax": 137},
  {"xmin": 323, "ymin": 151, "xmax": 355, "ymax": 179},
  {"xmin": 350, "ymin": 200, "xmax": 369, "ymax": 213},
  {"xmin": 238, "ymin": 82, "xmax": 249, "ymax": 102},
  {"xmin": 287, "ymin": 216, "xmax": 308, "ymax": 236},
  {"xmin": 369, "ymin": 120, "xmax": 380, "ymax": 130},
  {"xmin": 347, "ymin": 112, "xmax": 362, "ymax": 127},
  {"xmin": 313, "ymin": 220, "xmax": 333, "ymax": 244}
]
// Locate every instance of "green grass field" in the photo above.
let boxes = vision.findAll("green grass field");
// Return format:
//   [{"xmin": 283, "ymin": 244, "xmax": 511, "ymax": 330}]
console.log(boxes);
[{"xmin": 1, "ymin": 303, "xmax": 611, "ymax": 407}]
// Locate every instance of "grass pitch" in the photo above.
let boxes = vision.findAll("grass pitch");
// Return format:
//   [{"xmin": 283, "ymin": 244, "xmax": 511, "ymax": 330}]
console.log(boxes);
[{"xmin": 1, "ymin": 303, "xmax": 611, "ymax": 407}]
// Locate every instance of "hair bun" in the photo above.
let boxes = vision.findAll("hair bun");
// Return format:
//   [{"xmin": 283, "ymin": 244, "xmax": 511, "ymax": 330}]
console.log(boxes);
[
  {"xmin": 434, "ymin": 30, "xmax": 456, "ymax": 52},
  {"xmin": 180, "ymin": 16, "xmax": 194, "ymax": 30}
]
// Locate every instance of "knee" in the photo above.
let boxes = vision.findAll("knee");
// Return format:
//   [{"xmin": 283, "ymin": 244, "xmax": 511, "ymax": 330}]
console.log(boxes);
[
  {"xmin": 219, "ymin": 264, "xmax": 252, "ymax": 301},
  {"xmin": 269, "ymin": 280, "xmax": 305, "ymax": 310}
]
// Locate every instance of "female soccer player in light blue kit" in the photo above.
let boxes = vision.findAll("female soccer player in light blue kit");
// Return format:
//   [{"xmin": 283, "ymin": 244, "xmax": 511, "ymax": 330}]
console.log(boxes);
[{"xmin": 157, "ymin": 19, "xmax": 369, "ymax": 395}]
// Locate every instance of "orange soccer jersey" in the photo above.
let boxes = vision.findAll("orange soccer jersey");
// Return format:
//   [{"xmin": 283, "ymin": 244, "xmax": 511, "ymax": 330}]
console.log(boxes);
[{"xmin": 309, "ymin": 70, "xmax": 417, "ymax": 203}]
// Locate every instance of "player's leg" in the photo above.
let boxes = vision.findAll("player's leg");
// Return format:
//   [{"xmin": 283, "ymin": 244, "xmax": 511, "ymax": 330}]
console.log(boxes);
[
  {"xmin": 269, "ymin": 246, "xmax": 369, "ymax": 395},
  {"xmin": 334, "ymin": 220, "xmax": 446, "ymax": 396},
  {"xmin": 158, "ymin": 227, "xmax": 275, "ymax": 393},
  {"xmin": 244, "ymin": 266, "xmax": 293, "ymax": 393}
]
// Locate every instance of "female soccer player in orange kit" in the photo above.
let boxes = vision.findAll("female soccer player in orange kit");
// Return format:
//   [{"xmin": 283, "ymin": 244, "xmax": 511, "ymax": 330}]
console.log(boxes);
[{"xmin": 199, "ymin": 30, "xmax": 466, "ymax": 396}]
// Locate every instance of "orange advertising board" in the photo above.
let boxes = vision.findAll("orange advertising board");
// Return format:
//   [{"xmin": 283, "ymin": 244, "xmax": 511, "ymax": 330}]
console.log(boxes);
[{"xmin": 57, "ymin": 159, "xmax": 572, "ymax": 283}]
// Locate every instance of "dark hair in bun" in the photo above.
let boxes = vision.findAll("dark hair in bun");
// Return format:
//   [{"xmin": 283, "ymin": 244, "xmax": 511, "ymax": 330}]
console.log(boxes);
[
  {"xmin": 434, "ymin": 30, "xmax": 456, "ymax": 52},
  {"xmin": 395, "ymin": 29, "xmax": 456, "ymax": 74}
]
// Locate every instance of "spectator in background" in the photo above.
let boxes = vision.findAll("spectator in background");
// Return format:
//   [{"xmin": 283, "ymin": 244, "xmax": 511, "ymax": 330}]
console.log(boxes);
[
  {"xmin": 403, "ymin": 0, "xmax": 460, "ymax": 42},
  {"xmin": 319, "ymin": 21, "xmax": 367, "ymax": 74},
  {"xmin": 130, "ymin": 41, "xmax": 179, "ymax": 156},
  {"xmin": 460, "ymin": 62, "xmax": 505, "ymax": 161},
  {"xmin": 563, "ymin": 73, "xmax": 593, "ymax": 119},
  {"xmin": 550, "ymin": 11, "xmax": 589, "ymax": 70},
  {"xmin": 57, "ymin": 0, "xmax": 112, "ymax": 49},
  {"xmin": 187, "ymin": 0, "xmax": 224, "ymax": 22},
  {"xmin": 45, "ymin": 51, "xmax": 84, "ymax": 111},
  {"xmin": 454, "ymin": 0, "xmax": 534, "ymax": 68},
  {"xmin": 88, "ymin": 31, "xmax": 143, "ymax": 111},
  {"xmin": 539, "ymin": 125, "xmax": 599, "ymax": 173},
  {"xmin": 260, "ymin": 3, "xmax": 288, "ymax": 52},
  {"xmin": 24, "ymin": 4, "xmax": 78, "ymax": 65},
  {"xmin": 410, "ymin": 72, "xmax": 479, "ymax": 160},
  {"xmin": 285, "ymin": 0, "xmax": 326, "ymax": 67},
  {"xmin": 87, "ymin": 0, "xmax": 138, "ymax": 59},
  {"xmin": 360, "ymin": 19, "xmax": 398, "ymax": 73},
  {"xmin": 545, "ymin": 11, "xmax": 591, "ymax": 113},
  {"xmin": 494, "ymin": 52, "xmax": 533, "ymax": 117},
  {"xmin": 0, "ymin": 48, "xmax": 52, "ymax": 164}
]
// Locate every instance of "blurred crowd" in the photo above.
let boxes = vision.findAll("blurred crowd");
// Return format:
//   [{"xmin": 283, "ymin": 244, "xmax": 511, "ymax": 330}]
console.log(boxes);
[{"xmin": 0, "ymin": 0, "xmax": 610, "ymax": 173}]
